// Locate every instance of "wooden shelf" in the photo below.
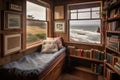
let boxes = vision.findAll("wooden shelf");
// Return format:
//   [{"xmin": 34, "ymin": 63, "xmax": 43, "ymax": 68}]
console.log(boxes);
[
  {"xmin": 106, "ymin": 63, "xmax": 120, "ymax": 76},
  {"xmin": 108, "ymin": 1, "xmax": 120, "ymax": 10},
  {"xmin": 107, "ymin": 16, "xmax": 120, "ymax": 22},
  {"xmin": 106, "ymin": 31, "xmax": 120, "ymax": 34},
  {"xmin": 75, "ymin": 66, "xmax": 99, "ymax": 75},
  {"xmin": 70, "ymin": 55, "xmax": 104, "ymax": 63},
  {"xmin": 106, "ymin": 46, "xmax": 120, "ymax": 55}
]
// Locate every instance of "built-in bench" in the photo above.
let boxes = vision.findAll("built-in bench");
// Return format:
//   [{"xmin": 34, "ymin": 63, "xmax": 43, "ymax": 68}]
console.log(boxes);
[{"xmin": 0, "ymin": 47, "xmax": 66, "ymax": 80}]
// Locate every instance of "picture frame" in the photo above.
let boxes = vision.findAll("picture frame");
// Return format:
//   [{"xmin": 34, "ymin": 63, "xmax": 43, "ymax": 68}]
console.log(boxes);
[
  {"xmin": 3, "ymin": 33, "xmax": 21, "ymax": 56},
  {"xmin": 8, "ymin": 3, "xmax": 22, "ymax": 11},
  {"xmin": 3, "ymin": 11, "xmax": 22, "ymax": 30},
  {"xmin": 54, "ymin": 21, "xmax": 65, "ymax": 32},
  {"xmin": 54, "ymin": 6, "xmax": 64, "ymax": 20}
]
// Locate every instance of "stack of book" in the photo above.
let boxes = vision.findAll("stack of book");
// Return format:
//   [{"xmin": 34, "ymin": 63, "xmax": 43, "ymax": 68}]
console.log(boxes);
[
  {"xmin": 74, "ymin": 49, "xmax": 104, "ymax": 60},
  {"xmin": 106, "ymin": 53, "xmax": 120, "ymax": 66},
  {"xmin": 67, "ymin": 46, "xmax": 75, "ymax": 55},
  {"xmin": 82, "ymin": 50, "xmax": 92, "ymax": 58},
  {"xmin": 106, "ymin": 53, "xmax": 118, "ymax": 65},
  {"xmin": 107, "ymin": 35, "xmax": 120, "ymax": 51},
  {"xmin": 106, "ymin": 53, "xmax": 114, "ymax": 65},
  {"xmin": 114, "ymin": 62, "xmax": 120, "ymax": 70},
  {"xmin": 91, "ymin": 63, "xmax": 104, "ymax": 75},
  {"xmin": 92, "ymin": 49, "xmax": 104, "ymax": 60},
  {"xmin": 75, "ymin": 49, "xmax": 83, "ymax": 56},
  {"xmin": 108, "ymin": 21, "xmax": 120, "ymax": 31}
]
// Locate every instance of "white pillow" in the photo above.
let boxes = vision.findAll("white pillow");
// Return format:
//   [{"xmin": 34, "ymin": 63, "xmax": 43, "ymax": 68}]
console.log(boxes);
[{"xmin": 41, "ymin": 40, "xmax": 58, "ymax": 53}]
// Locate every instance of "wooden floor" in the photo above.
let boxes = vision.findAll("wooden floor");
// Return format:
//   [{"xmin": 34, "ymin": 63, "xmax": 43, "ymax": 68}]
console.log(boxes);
[
  {"xmin": 57, "ymin": 73, "xmax": 104, "ymax": 80},
  {"xmin": 57, "ymin": 67, "xmax": 105, "ymax": 80}
]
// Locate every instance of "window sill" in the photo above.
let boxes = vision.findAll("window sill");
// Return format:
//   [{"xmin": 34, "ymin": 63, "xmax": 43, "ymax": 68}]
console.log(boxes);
[
  {"xmin": 26, "ymin": 42, "xmax": 42, "ymax": 49},
  {"xmin": 65, "ymin": 41, "xmax": 103, "ymax": 47}
]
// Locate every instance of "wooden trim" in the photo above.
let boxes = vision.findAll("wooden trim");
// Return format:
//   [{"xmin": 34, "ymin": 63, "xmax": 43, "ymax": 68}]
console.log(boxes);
[
  {"xmin": 70, "ymin": 55, "xmax": 104, "ymax": 63},
  {"xmin": 38, "ymin": 52, "xmax": 66, "ymax": 80},
  {"xmin": 67, "ymin": 1, "xmax": 103, "ymax": 45},
  {"xmin": 65, "ymin": 41, "xmax": 104, "ymax": 47},
  {"xmin": 67, "ymin": 1, "xmax": 102, "ymax": 6},
  {"xmin": 26, "ymin": 42, "xmax": 42, "ymax": 49},
  {"xmin": 106, "ymin": 63, "xmax": 120, "ymax": 76},
  {"xmin": 22, "ymin": 0, "xmax": 26, "ymax": 49}
]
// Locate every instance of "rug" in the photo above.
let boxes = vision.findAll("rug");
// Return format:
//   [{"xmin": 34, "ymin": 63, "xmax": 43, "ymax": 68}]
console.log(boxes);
[{"xmin": 57, "ymin": 74, "xmax": 84, "ymax": 80}]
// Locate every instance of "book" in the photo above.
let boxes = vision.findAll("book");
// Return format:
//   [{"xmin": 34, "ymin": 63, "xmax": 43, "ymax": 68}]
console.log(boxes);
[
  {"xmin": 114, "ymin": 65, "xmax": 120, "ymax": 70},
  {"xmin": 75, "ymin": 49, "xmax": 81, "ymax": 56},
  {"xmin": 92, "ymin": 49, "xmax": 104, "ymax": 60},
  {"xmin": 107, "ymin": 35, "xmax": 120, "ymax": 51},
  {"xmin": 106, "ymin": 53, "xmax": 114, "ymax": 65},
  {"xmin": 115, "ymin": 62, "xmax": 120, "ymax": 68},
  {"xmin": 96, "ymin": 64, "xmax": 104, "ymax": 75},
  {"xmin": 108, "ymin": 21, "xmax": 120, "ymax": 31},
  {"xmin": 113, "ymin": 56, "xmax": 119, "ymax": 65},
  {"xmin": 68, "ymin": 46, "xmax": 75, "ymax": 55}
]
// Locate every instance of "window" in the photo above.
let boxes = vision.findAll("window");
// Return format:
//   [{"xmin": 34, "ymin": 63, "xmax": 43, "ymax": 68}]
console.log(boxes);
[
  {"xmin": 69, "ymin": 2, "xmax": 101, "ymax": 44},
  {"xmin": 26, "ymin": 1, "xmax": 47, "ymax": 45}
]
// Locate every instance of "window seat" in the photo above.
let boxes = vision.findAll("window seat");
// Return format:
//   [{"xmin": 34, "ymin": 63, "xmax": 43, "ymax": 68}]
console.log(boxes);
[{"xmin": 0, "ymin": 47, "xmax": 66, "ymax": 80}]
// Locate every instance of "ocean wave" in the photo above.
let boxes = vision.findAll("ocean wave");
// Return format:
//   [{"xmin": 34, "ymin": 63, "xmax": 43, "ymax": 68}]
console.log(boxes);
[{"xmin": 70, "ymin": 29, "xmax": 100, "ymax": 43}]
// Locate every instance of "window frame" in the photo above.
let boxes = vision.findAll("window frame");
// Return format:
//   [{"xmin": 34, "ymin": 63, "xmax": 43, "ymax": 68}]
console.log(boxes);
[
  {"xmin": 68, "ymin": 1, "xmax": 103, "ymax": 45},
  {"xmin": 26, "ymin": 0, "xmax": 48, "ymax": 48}
]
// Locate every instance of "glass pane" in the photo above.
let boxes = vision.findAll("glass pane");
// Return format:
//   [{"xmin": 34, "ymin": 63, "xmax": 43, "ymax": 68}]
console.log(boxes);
[
  {"xmin": 78, "ymin": 8, "xmax": 90, "ymax": 12},
  {"xmin": 78, "ymin": 12, "xmax": 90, "ymax": 19},
  {"xmin": 26, "ymin": 20, "xmax": 47, "ymax": 44},
  {"xmin": 71, "ymin": 13, "xmax": 77, "ymax": 19},
  {"xmin": 70, "ymin": 10, "xmax": 77, "ymax": 12},
  {"xmin": 92, "ymin": 11, "xmax": 100, "ymax": 18},
  {"xmin": 70, "ymin": 20, "xmax": 101, "ymax": 43},
  {"xmin": 92, "ymin": 7, "xmax": 100, "ymax": 11},
  {"xmin": 27, "ymin": 1, "xmax": 46, "ymax": 20}
]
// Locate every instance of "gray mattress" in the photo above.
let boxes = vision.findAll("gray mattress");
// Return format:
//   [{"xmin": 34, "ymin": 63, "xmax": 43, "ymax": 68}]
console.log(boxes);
[{"xmin": 0, "ymin": 47, "xmax": 66, "ymax": 80}]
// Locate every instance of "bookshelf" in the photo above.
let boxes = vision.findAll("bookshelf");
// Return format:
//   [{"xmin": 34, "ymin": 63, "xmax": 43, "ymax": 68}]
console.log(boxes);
[
  {"xmin": 75, "ymin": 66, "xmax": 99, "ymax": 75},
  {"xmin": 106, "ymin": 31, "xmax": 120, "ymax": 34},
  {"xmin": 107, "ymin": 15, "xmax": 120, "ymax": 22},
  {"xmin": 68, "ymin": 46, "xmax": 104, "ymax": 76},
  {"xmin": 106, "ymin": 63, "xmax": 120, "ymax": 75},
  {"xmin": 104, "ymin": 0, "xmax": 120, "ymax": 79},
  {"xmin": 106, "ymin": 46, "xmax": 120, "ymax": 55},
  {"xmin": 70, "ymin": 55, "xmax": 104, "ymax": 63}
]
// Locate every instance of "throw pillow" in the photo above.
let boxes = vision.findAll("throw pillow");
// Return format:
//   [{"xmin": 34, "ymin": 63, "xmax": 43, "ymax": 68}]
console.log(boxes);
[
  {"xmin": 47, "ymin": 37, "xmax": 63, "ymax": 49},
  {"xmin": 41, "ymin": 40, "xmax": 58, "ymax": 53}
]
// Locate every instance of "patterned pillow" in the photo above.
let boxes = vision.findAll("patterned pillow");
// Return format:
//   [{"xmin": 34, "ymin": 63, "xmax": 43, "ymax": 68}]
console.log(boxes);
[
  {"xmin": 41, "ymin": 40, "xmax": 58, "ymax": 53},
  {"xmin": 47, "ymin": 37, "xmax": 63, "ymax": 49}
]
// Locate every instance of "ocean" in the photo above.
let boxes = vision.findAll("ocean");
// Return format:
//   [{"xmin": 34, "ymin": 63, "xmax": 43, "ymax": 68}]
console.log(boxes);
[{"xmin": 70, "ymin": 25, "xmax": 100, "ymax": 43}]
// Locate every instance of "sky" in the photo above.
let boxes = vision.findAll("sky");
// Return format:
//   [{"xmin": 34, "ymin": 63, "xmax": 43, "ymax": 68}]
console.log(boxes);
[{"xmin": 27, "ymin": 1, "xmax": 46, "ymax": 20}]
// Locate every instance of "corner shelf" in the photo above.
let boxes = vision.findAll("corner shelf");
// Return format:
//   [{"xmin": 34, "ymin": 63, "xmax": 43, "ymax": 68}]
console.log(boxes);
[
  {"xmin": 75, "ymin": 66, "xmax": 99, "ymax": 75},
  {"xmin": 107, "ymin": 15, "xmax": 120, "ymax": 22},
  {"xmin": 106, "ymin": 63, "xmax": 120, "ymax": 76},
  {"xmin": 106, "ymin": 31, "xmax": 120, "ymax": 34},
  {"xmin": 108, "ymin": 1, "xmax": 120, "ymax": 10},
  {"xmin": 106, "ymin": 46, "xmax": 120, "ymax": 55},
  {"xmin": 70, "ymin": 55, "xmax": 104, "ymax": 63}
]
